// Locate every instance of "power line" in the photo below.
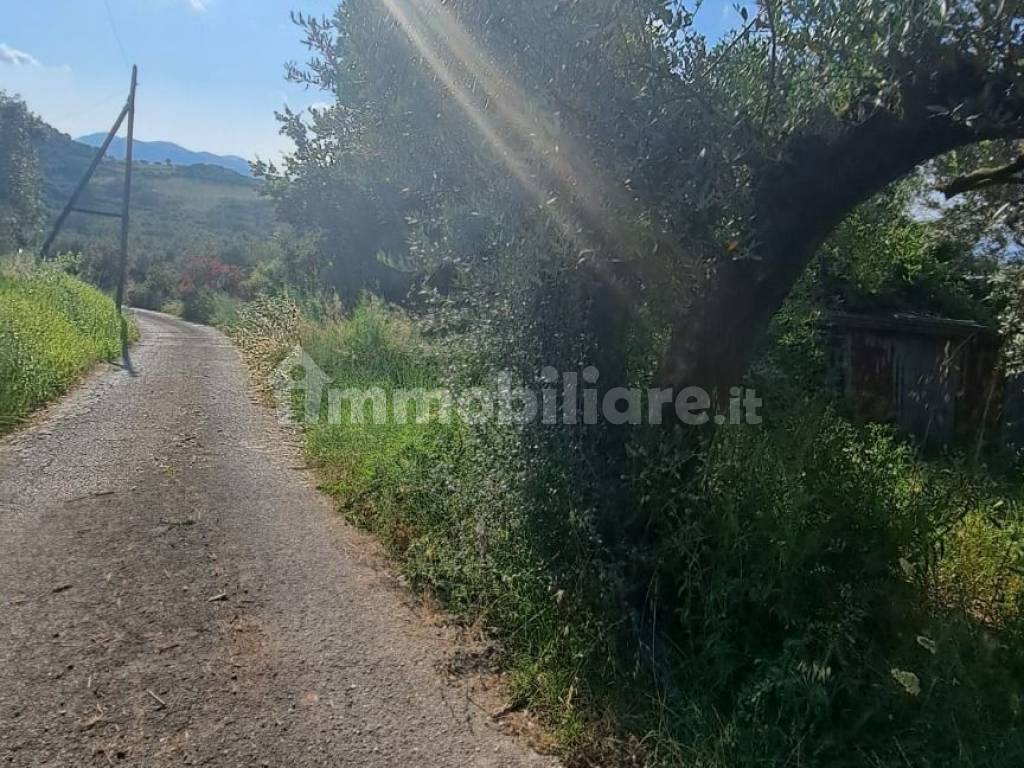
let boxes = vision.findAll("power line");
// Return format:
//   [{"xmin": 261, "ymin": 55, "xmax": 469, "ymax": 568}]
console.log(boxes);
[{"xmin": 103, "ymin": 0, "xmax": 131, "ymax": 68}]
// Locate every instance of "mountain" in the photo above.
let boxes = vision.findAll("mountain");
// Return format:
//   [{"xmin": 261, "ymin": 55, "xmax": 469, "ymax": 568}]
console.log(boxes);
[
  {"xmin": 35, "ymin": 125, "xmax": 272, "ymax": 259},
  {"xmin": 76, "ymin": 134, "xmax": 252, "ymax": 177}
]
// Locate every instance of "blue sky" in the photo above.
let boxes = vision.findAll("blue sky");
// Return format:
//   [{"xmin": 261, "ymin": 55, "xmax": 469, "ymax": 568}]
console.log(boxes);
[{"xmin": 0, "ymin": 1, "xmax": 745, "ymax": 161}]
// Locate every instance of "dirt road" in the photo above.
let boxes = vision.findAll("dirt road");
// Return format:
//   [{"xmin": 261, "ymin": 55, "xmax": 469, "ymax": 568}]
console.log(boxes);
[{"xmin": 0, "ymin": 310, "xmax": 555, "ymax": 767}]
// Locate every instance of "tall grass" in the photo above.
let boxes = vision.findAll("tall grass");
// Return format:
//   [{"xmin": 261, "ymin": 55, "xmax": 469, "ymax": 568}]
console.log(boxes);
[{"xmin": 0, "ymin": 260, "xmax": 132, "ymax": 431}]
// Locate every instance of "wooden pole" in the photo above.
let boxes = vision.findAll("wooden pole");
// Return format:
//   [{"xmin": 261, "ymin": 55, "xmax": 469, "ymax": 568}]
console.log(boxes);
[{"xmin": 114, "ymin": 65, "xmax": 137, "ymax": 312}]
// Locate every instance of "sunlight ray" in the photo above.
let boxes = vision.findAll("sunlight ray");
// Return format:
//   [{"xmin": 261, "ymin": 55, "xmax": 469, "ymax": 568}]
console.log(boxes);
[{"xmin": 381, "ymin": 0, "xmax": 646, "ymax": 260}]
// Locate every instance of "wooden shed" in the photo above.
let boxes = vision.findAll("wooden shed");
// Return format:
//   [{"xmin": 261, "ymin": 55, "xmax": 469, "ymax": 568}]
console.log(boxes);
[{"xmin": 825, "ymin": 312, "xmax": 1004, "ymax": 450}]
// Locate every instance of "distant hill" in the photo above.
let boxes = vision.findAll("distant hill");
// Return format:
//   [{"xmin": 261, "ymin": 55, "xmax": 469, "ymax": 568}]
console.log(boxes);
[
  {"xmin": 76, "ymin": 134, "xmax": 252, "ymax": 177},
  {"xmin": 35, "ymin": 124, "xmax": 272, "ymax": 260}
]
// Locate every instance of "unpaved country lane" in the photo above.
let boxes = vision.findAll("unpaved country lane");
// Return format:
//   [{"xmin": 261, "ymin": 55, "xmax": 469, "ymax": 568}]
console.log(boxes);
[{"xmin": 0, "ymin": 309, "xmax": 555, "ymax": 767}]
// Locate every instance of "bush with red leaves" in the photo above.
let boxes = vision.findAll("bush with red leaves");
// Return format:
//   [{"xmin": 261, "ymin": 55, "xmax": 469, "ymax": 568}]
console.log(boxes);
[{"xmin": 177, "ymin": 253, "xmax": 245, "ymax": 299}]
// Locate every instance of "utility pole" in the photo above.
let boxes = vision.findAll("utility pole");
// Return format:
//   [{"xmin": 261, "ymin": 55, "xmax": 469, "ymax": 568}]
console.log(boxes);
[
  {"xmin": 40, "ymin": 65, "xmax": 138, "ymax": 292},
  {"xmin": 39, "ymin": 65, "xmax": 138, "ymax": 366},
  {"xmin": 114, "ymin": 65, "xmax": 138, "ymax": 312}
]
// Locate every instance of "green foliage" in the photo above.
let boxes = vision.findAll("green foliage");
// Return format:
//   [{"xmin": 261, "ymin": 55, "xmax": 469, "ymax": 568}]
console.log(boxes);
[
  {"xmin": 128, "ymin": 261, "xmax": 179, "ymax": 311},
  {"xmin": 248, "ymin": 0, "xmax": 1024, "ymax": 764},
  {"xmin": 181, "ymin": 289, "xmax": 242, "ymax": 327},
  {"xmin": 0, "ymin": 259, "xmax": 134, "ymax": 430},
  {"xmin": 634, "ymin": 410, "xmax": 1024, "ymax": 765},
  {"xmin": 304, "ymin": 300, "xmax": 438, "ymax": 387},
  {"xmin": 992, "ymin": 264, "xmax": 1024, "ymax": 376},
  {"xmin": 258, "ymin": 0, "xmax": 713, "ymax": 310},
  {"xmin": 230, "ymin": 296, "xmax": 1024, "ymax": 766},
  {"xmin": 280, "ymin": 301, "xmax": 612, "ymax": 747},
  {"xmin": 935, "ymin": 502, "xmax": 1024, "ymax": 629},
  {"xmin": 0, "ymin": 93, "xmax": 42, "ymax": 252},
  {"xmin": 821, "ymin": 184, "xmax": 996, "ymax": 322}
]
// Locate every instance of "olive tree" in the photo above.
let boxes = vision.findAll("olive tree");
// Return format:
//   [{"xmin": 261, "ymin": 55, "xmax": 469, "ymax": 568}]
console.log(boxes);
[{"xmin": 274, "ymin": 0, "xmax": 1024, "ymax": 400}]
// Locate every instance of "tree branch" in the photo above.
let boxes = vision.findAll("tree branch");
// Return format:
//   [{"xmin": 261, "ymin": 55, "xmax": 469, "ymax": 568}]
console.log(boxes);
[
  {"xmin": 941, "ymin": 155, "xmax": 1024, "ymax": 198},
  {"xmin": 658, "ymin": 54, "xmax": 1024, "ymax": 396}
]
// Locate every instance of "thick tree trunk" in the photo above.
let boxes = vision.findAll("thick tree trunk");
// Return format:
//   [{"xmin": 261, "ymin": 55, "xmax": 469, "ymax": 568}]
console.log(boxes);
[{"xmin": 658, "ymin": 58, "xmax": 1024, "ymax": 398}]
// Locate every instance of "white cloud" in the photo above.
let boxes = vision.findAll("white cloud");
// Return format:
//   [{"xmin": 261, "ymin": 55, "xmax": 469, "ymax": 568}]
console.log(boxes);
[
  {"xmin": 0, "ymin": 43, "xmax": 41, "ymax": 68},
  {"xmin": 187, "ymin": 0, "xmax": 208, "ymax": 11}
]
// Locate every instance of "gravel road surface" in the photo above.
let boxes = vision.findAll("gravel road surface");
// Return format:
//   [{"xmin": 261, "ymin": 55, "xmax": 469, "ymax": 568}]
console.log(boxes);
[{"xmin": 0, "ymin": 309, "xmax": 555, "ymax": 767}]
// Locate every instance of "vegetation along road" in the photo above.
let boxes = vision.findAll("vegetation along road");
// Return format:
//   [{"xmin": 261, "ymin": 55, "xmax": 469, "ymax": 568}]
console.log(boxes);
[{"xmin": 0, "ymin": 310, "xmax": 555, "ymax": 767}]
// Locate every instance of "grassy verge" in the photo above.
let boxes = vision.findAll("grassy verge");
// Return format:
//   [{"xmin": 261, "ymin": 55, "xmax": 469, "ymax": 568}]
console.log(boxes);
[
  {"xmin": 0, "ymin": 260, "xmax": 136, "ymax": 432},
  {"xmin": 231, "ymin": 296, "xmax": 1024, "ymax": 767}
]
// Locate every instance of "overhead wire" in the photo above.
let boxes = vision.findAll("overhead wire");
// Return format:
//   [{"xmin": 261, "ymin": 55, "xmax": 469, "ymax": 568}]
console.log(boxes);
[{"xmin": 103, "ymin": 0, "xmax": 132, "ymax": 69}]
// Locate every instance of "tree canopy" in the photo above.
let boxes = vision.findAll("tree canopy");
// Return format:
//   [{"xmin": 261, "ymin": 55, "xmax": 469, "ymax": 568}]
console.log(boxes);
[
  {"xmin": 0, "ymin": 92, "xmax": 42, "ymax": 252},
  {"xmin": 262, "ymin": 0, "xmax": 1024, "ymax": 400}
]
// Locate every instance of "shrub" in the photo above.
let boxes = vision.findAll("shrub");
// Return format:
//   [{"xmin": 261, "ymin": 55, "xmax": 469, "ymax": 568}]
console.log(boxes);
[
  {"xmin": 160, "ymin": 298, "xmax": 184, "ymax": 317},
  {"xmin": 181, "ymin": 288, "xmax": 241, "ymax": 327},
  {"xmin": 128, "ymin": 262, "xmax": 178, "ymax": 311},
  {"xmin": 635, "ymin": 411, "xmax": 1024, "ymax": 765},
  {"xmin": 227, "ymin": 294, "xmax": 307, "ymax": 383}
]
